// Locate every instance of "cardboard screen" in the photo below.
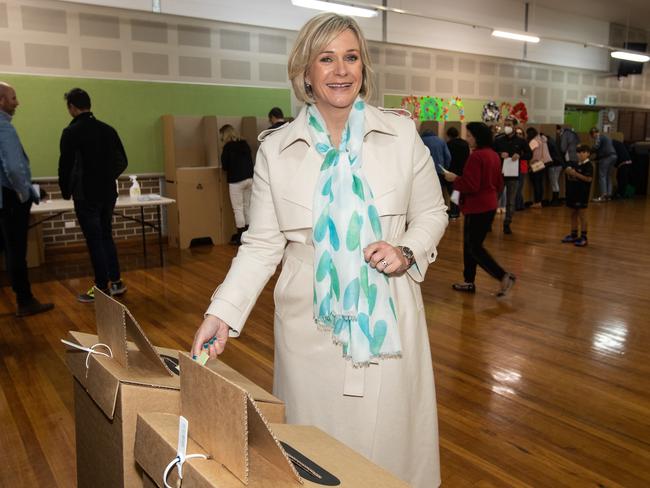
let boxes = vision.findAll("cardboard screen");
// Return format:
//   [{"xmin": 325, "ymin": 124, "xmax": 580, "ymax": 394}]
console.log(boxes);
[
  {"xmin": 179, "ymin": 353, "xmax": 300, "ymax": 486},
  {"xmin": 95, "ymin": 290, "xmax": 171, "ymax": 376}
]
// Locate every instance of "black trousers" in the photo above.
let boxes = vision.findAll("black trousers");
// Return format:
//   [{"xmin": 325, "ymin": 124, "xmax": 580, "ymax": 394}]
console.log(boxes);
[
  {"xmin": 529, "ymin": 168, "xmax": 545, "ymax": 203},
  {"xmin": 616, "ymin": 164, "xmax": 632, "ymax": 197},
  {"xmin": 74, "ymin": 199, "xmax": 121, "ymax": 289},
  {"xmin": 0, "ymin": 188, "xmax": 33, "ymax": 305},
  {"xmin": 463, "ymin": 210, "xmax": 506, "ymax": 283}
]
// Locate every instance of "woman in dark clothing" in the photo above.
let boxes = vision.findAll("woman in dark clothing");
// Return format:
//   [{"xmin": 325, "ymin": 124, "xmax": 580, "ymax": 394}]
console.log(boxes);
[
  {"xmin": 219, "ymin": 124, "xmax": 254, "ymax": 245},
  {"xmin": 444, "ymin": 122, "xmax": 516, "ymax": 297},
  {"xmin": 446, "ymin": 126, "xmax": 470, "ymax": 219}
]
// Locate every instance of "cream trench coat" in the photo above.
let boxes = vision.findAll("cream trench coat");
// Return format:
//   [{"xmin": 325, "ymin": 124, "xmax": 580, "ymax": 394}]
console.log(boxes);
[{"xmin": 206, "ymin": 104, "xmax": 448, "ymax": 488}]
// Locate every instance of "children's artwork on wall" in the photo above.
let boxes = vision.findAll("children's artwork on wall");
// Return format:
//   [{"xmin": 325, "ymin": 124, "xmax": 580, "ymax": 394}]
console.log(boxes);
[
  {"xmin": 482, "ymin": 101, "xmax": 500, "ymax": 122},
  {"xmin": 398, "ymin": 95, "xmax": 527, "ymax": 124},
  {"xmin": 400, "ymin": 96, "xmax": 421, "ymax": 120},
  {"xmin": 499, "ymin": 102, "xmax": 513, "ymax": 121},
  {"xmin": 511, "ymin": 102, "xmax": 529, "ymax": 124},
  {"xmin": 448, "ymin": 97, "xmax": 465, "ymax": 122},
  {"xmin": 420, "ymin": 96, "xmax": 447, "ymax": 121},
  {"xmin": 400, "ymin": 95, "xmax": 466, "ymax": 122}
]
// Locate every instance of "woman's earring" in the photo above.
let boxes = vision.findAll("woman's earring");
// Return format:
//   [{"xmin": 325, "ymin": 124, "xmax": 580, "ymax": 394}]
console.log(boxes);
[{"xmin": 304, "ymin": 81, "xmax": 312, "ymax": 93}]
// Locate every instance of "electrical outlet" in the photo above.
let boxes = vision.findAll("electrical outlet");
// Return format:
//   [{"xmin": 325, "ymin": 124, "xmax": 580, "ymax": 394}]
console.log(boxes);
[{"xmin": 64, "ymin": 221, "xmax": 76, "ymax": 229}]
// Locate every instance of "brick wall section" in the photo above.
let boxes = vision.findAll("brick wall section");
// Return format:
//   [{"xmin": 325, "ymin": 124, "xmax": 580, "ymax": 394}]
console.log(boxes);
[{"xmin": 35, "ymin": 176, "xmax": 164, "ymax": 249}]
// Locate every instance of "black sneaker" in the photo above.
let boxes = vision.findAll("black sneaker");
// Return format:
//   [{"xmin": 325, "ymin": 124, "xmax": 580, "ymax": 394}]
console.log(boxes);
[
  {"xmin": 16, "ymin": 298, "xmax": 54, "ymax": 317},
  {"xmin": 110, "ymin": 280, "xmax": 127, "ymax": 296},
  {"xmin": 77, "ymin": 286, "xmax": 109, "ymax": 303}
]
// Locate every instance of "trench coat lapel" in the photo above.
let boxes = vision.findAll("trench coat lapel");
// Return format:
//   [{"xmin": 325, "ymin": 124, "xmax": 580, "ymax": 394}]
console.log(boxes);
[{"xmin": 279, "ymin": 104, "xmax": 399, "ymax": 214}]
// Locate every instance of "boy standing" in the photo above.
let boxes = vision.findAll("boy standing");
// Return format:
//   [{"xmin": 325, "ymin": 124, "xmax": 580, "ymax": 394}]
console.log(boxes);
[{"xmin": 562, "ymin": 145, "xmax": 593, "ymax": 247}]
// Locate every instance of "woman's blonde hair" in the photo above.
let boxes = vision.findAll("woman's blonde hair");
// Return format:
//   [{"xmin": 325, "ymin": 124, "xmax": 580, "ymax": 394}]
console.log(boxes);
[
  {"xmin": 288, "ymin": 13, "xmax": 374, "ymax": 104},
  {"xmin": 219, "ymin": 124, "xmax": 239, "ymax": 144}
]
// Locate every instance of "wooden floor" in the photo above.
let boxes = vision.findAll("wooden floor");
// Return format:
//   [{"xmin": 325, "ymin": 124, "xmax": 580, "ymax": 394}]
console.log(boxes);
[{"xmin": 1, "ymin": 197, "xmax": 650, "ymax": 487}]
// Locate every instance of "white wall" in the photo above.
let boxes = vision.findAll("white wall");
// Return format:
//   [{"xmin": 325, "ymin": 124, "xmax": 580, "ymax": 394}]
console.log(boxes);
[
  {"xmin": 385, "ymin": 0, "xmax": 610, "ymax": 71},
  {"xmin": 62, "ymin": 0, "xmax": 384, "ymax": 40},
  {"xmin": 62, "ymin": 0, "xmax": 612, "ymax": 70},
  {"xmin": 526, "ymin": 5, "xmax": 609, "ymax": 70}
]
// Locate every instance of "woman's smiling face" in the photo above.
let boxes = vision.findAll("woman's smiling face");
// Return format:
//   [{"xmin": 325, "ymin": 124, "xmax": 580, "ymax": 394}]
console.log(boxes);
[{"xmin": 306, "ymin": 29, "xmax": 363, "ymax": 113}]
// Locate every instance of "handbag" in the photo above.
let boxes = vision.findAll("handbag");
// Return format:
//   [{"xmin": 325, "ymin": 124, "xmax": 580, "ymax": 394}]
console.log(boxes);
[{"xmin": 530, "ymin": 160, "xmax": 545, "ymax": 173}]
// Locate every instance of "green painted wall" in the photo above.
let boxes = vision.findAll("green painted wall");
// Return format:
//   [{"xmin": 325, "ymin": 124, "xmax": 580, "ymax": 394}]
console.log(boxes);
[
  {"xmin": 564, "ymin": 109, "xmax": 599, "ymax": 133},
  {"xmin": 0, "ymin": 73, "xmax": 291, "ymax": 177}
]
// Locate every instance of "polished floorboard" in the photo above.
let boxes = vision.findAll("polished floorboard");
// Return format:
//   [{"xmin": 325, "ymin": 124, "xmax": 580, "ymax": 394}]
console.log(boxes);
[{"xmin": 1, "ymin": 197, "xmax": 649, "ymax": 487}]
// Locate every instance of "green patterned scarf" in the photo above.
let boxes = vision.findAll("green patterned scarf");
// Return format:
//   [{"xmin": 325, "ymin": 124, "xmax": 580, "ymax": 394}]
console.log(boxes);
[{"xmin": 308, "ymin": 99, "xmax": 401, "ymax": 367}]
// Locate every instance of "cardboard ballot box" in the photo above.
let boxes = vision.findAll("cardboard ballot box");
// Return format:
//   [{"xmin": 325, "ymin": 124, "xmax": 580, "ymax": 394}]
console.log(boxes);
[
  {"xmin": 66, "ymin": 291, "xmax": 284, "ymax": 488},
  {"xmin": 135, "ymin": 354, "xmax": 408, "ymax": 488}
]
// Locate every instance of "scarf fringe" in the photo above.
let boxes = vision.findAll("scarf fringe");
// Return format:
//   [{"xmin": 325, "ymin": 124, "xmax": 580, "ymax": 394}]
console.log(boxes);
[{"xmin": 314, "ymin": 316, "xmax": 402, "ymax": 368}]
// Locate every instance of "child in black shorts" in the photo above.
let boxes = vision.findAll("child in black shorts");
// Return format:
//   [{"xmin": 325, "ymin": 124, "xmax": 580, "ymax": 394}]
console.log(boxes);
[{"xmin": 562, "ymin": 145, "xmax": 593, "ymax": 247}]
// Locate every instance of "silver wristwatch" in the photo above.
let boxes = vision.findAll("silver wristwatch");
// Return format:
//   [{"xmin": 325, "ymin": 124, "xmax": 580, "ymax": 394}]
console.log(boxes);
[{"xmin": 398, "ymin": 246, "xmax": 414, "ymax": 267}]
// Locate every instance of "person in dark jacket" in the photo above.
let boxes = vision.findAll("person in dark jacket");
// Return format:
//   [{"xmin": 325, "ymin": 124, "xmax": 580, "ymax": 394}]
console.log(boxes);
[
  {"xmin": 58, "ymin": 88, "xmax": 128, "ymax": 303},
  {"xmin": 612, "ymin": 139, "xmax": 633, "ymax": 198},
  {"xmin": 446, "ymin": 126, "xmax": 470, "ymax": 219},
  {"xmin": 493, "ymin": 117, "xmax": 532, "ymax": 234},
  {"xmin": 268, "ymin": 107, "xmax": 287, "ymax": 129},
  {"xmin": 219, "ymin": 124, "xmax": 254, "ymax": 245},
  {"xmin": 444, "ymin": 122, "xmax": 516, "ymax": 297}
]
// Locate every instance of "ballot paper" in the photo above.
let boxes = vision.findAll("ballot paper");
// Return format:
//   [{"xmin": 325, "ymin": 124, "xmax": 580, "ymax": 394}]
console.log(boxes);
[
  {"xmin": 502, "ymin": 157, "xmax": 519, "ymax": 177},
  {"xmin": 450, "ymin": 190, "xmax": 460, "ymax": 205}
]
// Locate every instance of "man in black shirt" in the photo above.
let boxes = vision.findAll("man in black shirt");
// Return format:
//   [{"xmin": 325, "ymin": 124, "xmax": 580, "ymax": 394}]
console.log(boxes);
[
  {"xmin": 493, "ymin": 117, "xmax": 532, "ymax": 234},
  {"xmin": 58, "ymin": 88, "xmax": 128, "ymax": 302}
]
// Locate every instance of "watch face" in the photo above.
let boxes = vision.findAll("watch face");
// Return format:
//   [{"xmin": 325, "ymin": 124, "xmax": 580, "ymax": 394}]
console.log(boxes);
[{"xmin": 400, "ymin": 246, "xmax": 414, "ymax": 261}]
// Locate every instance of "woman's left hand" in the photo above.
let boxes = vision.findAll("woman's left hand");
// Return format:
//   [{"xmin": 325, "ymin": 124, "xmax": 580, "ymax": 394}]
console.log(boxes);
[{"xmin": 363, "ymin": 241, "xmax": 410, "ymax": 275}]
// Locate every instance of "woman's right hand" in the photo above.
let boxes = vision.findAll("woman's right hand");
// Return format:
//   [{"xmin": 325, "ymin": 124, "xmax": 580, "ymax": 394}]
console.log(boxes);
[{"xmin": 192, "ymin": 314, "xmax": 230, "ymax": 360}]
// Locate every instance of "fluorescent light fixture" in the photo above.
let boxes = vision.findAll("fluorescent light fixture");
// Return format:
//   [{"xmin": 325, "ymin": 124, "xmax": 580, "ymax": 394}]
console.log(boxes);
[
  {"xmin": 492, "ymin": 29, "xmax": 540, "ymax": 43},
  {"xmin": 291, "ymin": 0, "xmax": 378, "ymax": 18},
  {"xmin": 611, "ymin": 50, "xmax": 650, "ymax": 63}
]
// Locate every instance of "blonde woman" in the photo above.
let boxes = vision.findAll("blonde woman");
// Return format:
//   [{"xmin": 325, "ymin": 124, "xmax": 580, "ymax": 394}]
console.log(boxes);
[
  {"xmin": 194, "ymin": 14, "xmax": 448, "ymax": 487},
  {"xmin": 219, "ymin": 124, "xmax": 254, "ymax": 244}
]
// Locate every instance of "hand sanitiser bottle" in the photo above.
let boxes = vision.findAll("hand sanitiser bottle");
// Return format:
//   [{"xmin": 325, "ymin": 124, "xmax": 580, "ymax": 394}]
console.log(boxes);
[{"xmin": 129, "ymin": 175, "xmax": 141, "ymax": 199}]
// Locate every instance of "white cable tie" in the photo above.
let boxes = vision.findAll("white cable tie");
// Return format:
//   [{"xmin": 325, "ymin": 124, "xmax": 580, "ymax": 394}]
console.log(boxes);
[
  {"xmin": 60, "ymin": 339, "xmax": 114, "ymax": 369},
  {"xmin": 162, "ymin": 453, "xmax": 208, "ymax": 488}
]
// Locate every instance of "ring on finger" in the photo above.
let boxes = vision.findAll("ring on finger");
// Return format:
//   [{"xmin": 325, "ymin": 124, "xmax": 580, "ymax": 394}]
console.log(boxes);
[{"xmin": 380, "ymin": 259, "xmax": 388, "ymax": 267}]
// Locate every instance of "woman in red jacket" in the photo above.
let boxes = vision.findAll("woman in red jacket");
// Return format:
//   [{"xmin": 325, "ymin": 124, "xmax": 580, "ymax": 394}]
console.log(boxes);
[{"xmin": 444, "ymin": 122, "xmax": 516, "ymax": 297}]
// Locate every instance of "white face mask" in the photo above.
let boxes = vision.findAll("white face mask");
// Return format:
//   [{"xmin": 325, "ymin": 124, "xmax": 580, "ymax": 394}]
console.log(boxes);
[{"xmin": 504, "ymin": 126, "xmax": 513, "ymax": 135}]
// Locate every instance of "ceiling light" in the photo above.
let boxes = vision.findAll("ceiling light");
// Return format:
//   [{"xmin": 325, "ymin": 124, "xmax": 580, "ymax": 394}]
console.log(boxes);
[
  {"xmin": 492, "ymin": 29, "xmax": 540, "ymax": 43},
  {"xmin": 611, "ymin": 51, "xmax": 650, "ymax": 63},
  {"xmin": 291, "ymin": 0, "xmax": 378, "ymax": 18}
]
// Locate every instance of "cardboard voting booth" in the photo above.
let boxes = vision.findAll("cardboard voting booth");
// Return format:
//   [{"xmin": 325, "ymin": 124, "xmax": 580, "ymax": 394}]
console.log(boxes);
[
  {"xmin": 66, "ymin": 291, "xmax": 284, "ymax": 488},
  {"xmin": 135, "ymin": 354, "xmax": 409, "ymax": 488}
]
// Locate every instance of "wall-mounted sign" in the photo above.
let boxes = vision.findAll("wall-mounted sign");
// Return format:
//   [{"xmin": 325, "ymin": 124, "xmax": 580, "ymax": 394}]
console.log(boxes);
[{"xmin": 584, "ymin": 95, "xmax": 597, "ymax": 106}]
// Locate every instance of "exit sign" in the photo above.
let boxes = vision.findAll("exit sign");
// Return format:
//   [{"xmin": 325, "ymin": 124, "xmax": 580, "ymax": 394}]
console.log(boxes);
[{"xmin": 584, "ymin": 95, "xmax": 597, "ymax": 105}]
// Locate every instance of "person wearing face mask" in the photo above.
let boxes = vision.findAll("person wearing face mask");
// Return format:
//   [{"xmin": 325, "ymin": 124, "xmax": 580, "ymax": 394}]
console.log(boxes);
[
  {"xmin": 191, "ymin": 13, "xmax": 448, "ymax": 488},
  {"xmin": 493, "ymin": 117, "xmax": 532, "ymax": 234}
]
